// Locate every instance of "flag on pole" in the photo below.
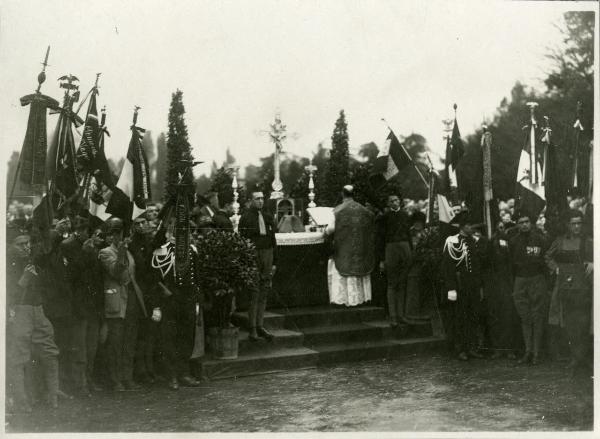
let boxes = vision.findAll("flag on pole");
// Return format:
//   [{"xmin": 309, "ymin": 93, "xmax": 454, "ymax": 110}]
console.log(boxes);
[
  {"xmin": 445, "ymin": 118, "xmax": 464, "ymax": 189},
  {"xmin": 46, "ymin": 79, "xmax": 84, "ymax": 211},
  {"xmin": 437, "ymin": 193, "xmax": 456, "ymax": 223},
  {"xmin": 76, "ymin": 91, "xmax": 101, "ymax": 174},
  {"xmin": 16, "ymin": 94, "xmax": 59, "ymax": 189},
  {"xmin": 106, "ymin": 110, "xmax": 151, "ymax": 220},
  {"xmin": 372, "ymin": 130, "xmax": 412, "ymax": 180},
  {"xmin": 516, "ymin": 136, "xmax": 546, "ymax": 220}
]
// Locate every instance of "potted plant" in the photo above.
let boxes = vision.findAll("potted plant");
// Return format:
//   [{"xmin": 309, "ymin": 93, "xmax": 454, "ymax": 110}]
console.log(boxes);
[{"xmin": 195, "ymin": 229, "xmax": 258, "ymax": 359}]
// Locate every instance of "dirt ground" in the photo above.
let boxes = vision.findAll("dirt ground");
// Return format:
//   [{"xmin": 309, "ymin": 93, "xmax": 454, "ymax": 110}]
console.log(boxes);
[{"xmin": 5, "ymin": 352, "xmax": 593, "ymax": 433}]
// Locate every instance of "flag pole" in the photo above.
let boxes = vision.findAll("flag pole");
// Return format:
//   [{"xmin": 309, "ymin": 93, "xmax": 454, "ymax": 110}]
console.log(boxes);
[
  {"xmin": 425, "ymin": 153, "xmax": 435, "ymax": 224},
  {"xmin": 572, "ymin": 101, "xmax": 583, "ymax": 191},
  {"xmin": 481, "ymin": 125, "xmax": 493, "ymax": 239},
  {"xmin": 380, "ymin": 118, "xmax": 429, "ymax": 189}
]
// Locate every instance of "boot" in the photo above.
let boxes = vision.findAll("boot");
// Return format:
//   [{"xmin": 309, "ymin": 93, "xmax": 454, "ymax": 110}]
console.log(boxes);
[
  {"xmin": 40, "ymin": 356, "xmax": 59, "ymax": 408},
  {"xmin": 248, "ymin": 327, "xmax": 259, "ymax": 342},
  {"xmin": 257, "ymin": 326, "xmax": 274, "ymax": 341}
]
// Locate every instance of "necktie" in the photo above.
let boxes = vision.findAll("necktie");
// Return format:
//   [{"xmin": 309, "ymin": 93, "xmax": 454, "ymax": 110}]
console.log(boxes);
[{"xmin": 258, "ymin": 211, "xmax": 267, "ymax": 236}]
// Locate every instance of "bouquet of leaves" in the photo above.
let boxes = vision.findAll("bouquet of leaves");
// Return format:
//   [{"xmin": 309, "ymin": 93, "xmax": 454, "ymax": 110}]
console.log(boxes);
[{"xmin": 195, "ymin": 230, "xmax": 258, "ymax": 327}]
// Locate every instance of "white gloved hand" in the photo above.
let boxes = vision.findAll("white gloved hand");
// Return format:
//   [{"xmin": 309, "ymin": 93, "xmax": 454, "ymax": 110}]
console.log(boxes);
[
  {"xmin": 448, "ymin": 290, "xmax": 458, "ymax": 301},
  {"xmin": 151, "ymin": 307, "xmax": 162, "ymax": 322}
]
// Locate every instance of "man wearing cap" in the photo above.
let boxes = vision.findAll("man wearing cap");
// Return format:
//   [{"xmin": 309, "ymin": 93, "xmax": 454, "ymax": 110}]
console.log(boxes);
[
  {"xmin": 325, "ymin": 185, "xmax": 375, "ymax": 307},
  {"xmin": 239, "ymin": 191, "xmax": 277, "ymax": 341},
  {"xmin": 98, "ymin": 218, "xmax": 148, "ymax": 391},
  {"xmin": 377, "ymin": 192, "xmax": 412, "ymax": 326},
  {"xmin": 509, "ymin": 211, "xmax": 550, "ymax": 365},
  {"xmin": 441, "ymin": 212, "xmax": 485, "ymax": 361},
  {"xmin": 60, "ymin": 216, "xmax": 103, "ymax": 396},
  {"xmin": 6, "ymin": 229, "xmax": 60, "ymax": 411}
]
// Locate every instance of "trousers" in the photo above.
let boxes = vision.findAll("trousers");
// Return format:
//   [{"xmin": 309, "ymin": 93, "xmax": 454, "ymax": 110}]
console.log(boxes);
[
  {"xmin": 6, "ymin": 305, "xmax": 59, "ymax": 407},
  {"xmin": 561, "ymin": 288, "xmax": 592, "ymax": 368},
  {"xmin": 385, "ymin": 241, "xmax": 412, "ymax": 322},
  {"xmin": 160, "ymin": 296, "xmax": 196, "ymax": 379},
  {"xmin": 248, "ymin": 248, "xmax": 273, "ymax": 329},
  {"xmin": 512, "ymin": 275, "xmax": 548, "ymax": 355},
  {"xmin": 70, "ymin": 313, "xmax": 100, "ymax": 391}
]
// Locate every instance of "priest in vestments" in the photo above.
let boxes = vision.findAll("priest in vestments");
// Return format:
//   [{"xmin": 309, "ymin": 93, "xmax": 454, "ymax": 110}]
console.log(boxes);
[{"xmin": 325, "ymin": 185, "xmax": 374, "ymax": 306}]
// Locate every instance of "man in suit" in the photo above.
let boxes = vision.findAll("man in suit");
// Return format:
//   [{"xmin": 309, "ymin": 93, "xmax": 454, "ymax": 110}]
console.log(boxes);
[
  {"xmin": 98, "ymin": 218, "xmax": 148, "ymax": 391},
  {"xmin": 325, "ymin": 185, "xmax": 375, "ymax": 307},
  {"xmin": 239, "ymin": 191, "xmax": 277, "ymax": 341}
]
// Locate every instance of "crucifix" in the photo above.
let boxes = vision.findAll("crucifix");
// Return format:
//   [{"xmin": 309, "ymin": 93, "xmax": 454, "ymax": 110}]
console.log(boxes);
[{"xmin": 269, "ymin": 112, "xmax": 287, "ymax": 199}]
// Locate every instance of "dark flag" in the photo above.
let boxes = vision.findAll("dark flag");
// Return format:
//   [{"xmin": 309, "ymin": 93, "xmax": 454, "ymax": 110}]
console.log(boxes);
[
  {"xmin": 46, "ymin": 76, "xmax": 84, "ymax": 210},
  {"xmin": 16, "ymin": 94, "xmax": 59, "ymax": 189},
  {"xmin": 372, "ymin": 130, "xmax": 413, "ymax": 180},
  {"xmin": 76, "ymin": 91, "xmax": 101, "ymax": 175},
  {"xmin": 541, "ymin": 116, "xmax": 568, "ymax": 219},
  {"xmin": 445, "ymin": 118, "xmax": 465, "ymax": 190},
  {"xmin": 106, "ymin": 108, "xmax": 151, "ymax": 220}
]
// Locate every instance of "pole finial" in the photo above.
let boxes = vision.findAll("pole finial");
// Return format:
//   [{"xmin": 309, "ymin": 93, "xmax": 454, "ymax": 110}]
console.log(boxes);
[{"xmin": 36, "ymin": 46, "xmax": 51, "ymax": 93}]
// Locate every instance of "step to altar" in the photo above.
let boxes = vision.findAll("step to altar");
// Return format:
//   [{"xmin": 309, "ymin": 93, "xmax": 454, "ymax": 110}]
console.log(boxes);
[{"xmin": 201, "ymin": 305, "xmax": 445, "ymax": 380}]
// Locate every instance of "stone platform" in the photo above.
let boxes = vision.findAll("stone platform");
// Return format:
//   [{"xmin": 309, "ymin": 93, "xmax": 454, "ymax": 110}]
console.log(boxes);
[{"xmin": 200, "ymin": 305, "xmax": 445, "ymax": 380}]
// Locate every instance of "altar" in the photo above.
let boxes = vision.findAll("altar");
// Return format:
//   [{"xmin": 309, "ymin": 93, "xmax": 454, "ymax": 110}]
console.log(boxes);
[{"xmin": 270, "ymin": 231, "xmax": 330, "ymax": 308}]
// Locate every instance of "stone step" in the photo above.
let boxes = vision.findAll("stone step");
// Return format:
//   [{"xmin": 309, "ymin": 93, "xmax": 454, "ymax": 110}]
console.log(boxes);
[
  {"xmin": 231, "ymin": 311, "xmax": 286, "ymax": 330},
  {"xmin": 364, "ymin": 319, "xmax": 433, "ymax": 339},
  {"xmin": 199, "ymin": 336, "xmax": 445, "ymax": 380},
  {"xmin": 301, "ymin": 323, "xmax": 384, "ymax": 347},
  {"xmin": 200, "ymin": 347, "xmax": 319, "ymax": 380},
  {"xmin": 314, "ymin": 336, "xmax": 446, "ymax": 365},
  {"xmin": 275, "ymin": 305, "xmax": 387, "ymax": 329},
  {"xmin": 236, "ymin": 328, "xmax": 304, "ymax": 354}
]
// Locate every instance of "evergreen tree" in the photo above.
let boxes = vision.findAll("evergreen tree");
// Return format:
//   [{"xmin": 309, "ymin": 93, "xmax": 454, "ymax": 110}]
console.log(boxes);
[
  {"xmin": 322, "ymin": 110, "xmax": 350, "ymax": 206},
  {"xmin": 154, "ymin": 132, "xmax": 167, "ymax": 201},
  {"xmin": 165, "ymin": 89, "xmax": 194, "ymax": 197}
]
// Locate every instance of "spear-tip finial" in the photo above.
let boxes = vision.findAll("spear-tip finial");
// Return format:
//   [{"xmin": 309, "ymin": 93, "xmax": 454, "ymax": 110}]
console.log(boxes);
[
  {"xmin": 36, "ymin": 46, "xmax": 51, "ymax": 93},
  {"xmin": 94, "ymin": 72, "xmax": 101, "ymax": 89}
]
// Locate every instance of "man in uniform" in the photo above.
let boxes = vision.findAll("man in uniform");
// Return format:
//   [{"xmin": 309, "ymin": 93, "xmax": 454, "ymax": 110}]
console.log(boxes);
[
  {"xmin": 441, "ymin": 212, "xmax": 485, "ymax": 361},
  {"xmin": 239, "ymin": 191, "xmax": 277, "ymax": 341},
  {"xmin": 377, "ymin": 193, "xmax": 412, "ymax": 326},
  {"xmin": 509, "ymin": 210, "xmax": 550, "ymax": 365},
  {"xmin": 325, "ymin": 185, "xmax": 375, "ymax": 307},
  {"xmin": 129, "ymin": 214, "xmax": 160, "ymax": 384},
  {"xmin": 60, "ymin": 216, "xmax": 101, "ymax": 397},
  {"xmin": 6, "ymin": 229, "xmax": 59, "ymax": 411},
  {"xmin": 151, "ymin": 219, "xmax": 202, "ymax": 390}
]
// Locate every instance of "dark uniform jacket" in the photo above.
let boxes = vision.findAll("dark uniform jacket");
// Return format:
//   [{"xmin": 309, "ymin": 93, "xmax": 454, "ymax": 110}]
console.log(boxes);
[
  {"xmin": 60, "ymin": 233, "xmax": 103, "ymax": 318},
  {"xmin": 508, "ymin": 230, "xmax": 549, "ymax": 278},
  {"xmin": 239, "ymin": 206, "xmax": 277, "ymax": 262},
  {"xmin": 39, "ymin": 231, "xmax": 73, "ymax": 319},
  {"xmin": 6, "ymin": 247, "xmax": 44, "ymax": 308},
  {"xmin": 129, "ymin": 233, "xmax": 160, "ymax": 311},
  {"xmin": 441, "ymin": 233, "xmax": 483, "ymax": 293}
]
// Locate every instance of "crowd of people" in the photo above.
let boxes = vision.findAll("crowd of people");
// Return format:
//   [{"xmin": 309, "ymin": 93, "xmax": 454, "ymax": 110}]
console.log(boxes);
[
  {"xmin": 5, "ymin": 187, "xmax": 594, "ymax": 415},
  {"xmin": 366, "ymin": 191, "xmax": 593, "ymax": 370},
  {"xmin": 5, "ymin": 191, "xmax": 274, "ymax": 414}
]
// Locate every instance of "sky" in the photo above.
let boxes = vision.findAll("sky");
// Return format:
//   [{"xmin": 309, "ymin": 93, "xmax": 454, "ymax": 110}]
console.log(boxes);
[{"xmin": 0, "ymin": 0, "xmax": 588, "ymax": 179}]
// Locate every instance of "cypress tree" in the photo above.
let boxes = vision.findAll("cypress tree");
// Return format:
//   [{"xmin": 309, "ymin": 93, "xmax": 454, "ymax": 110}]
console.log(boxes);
[
  {"xmin": 322, "ymin": 110, "xmax": 350, "ymax": 206},
  {"xmin": 165, "ymin": 89, "xmax": 194, "ymax": 197}
]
